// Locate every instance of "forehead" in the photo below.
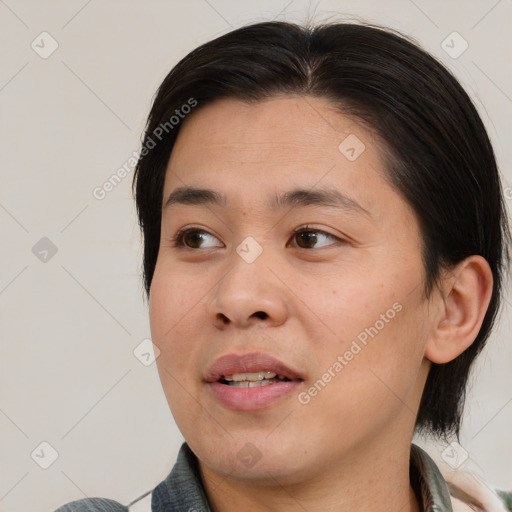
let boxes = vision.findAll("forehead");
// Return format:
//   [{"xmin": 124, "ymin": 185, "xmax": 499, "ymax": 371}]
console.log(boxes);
[
  {"xmin": 169, "ymin": 96, "xmax": 376, "ymax": 163},
  {"xmin": 164, "ymin": 96, "xmax": 389, "ymax": 198}
]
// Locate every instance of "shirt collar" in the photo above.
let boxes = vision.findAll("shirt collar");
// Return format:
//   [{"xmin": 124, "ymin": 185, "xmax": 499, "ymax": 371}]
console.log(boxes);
[
  {"xmin": 410, "ymin": 444, "xmax": 454, "ymax": 512},
  {"xmin": 151, "ymin": 443, "xmax": 453, "ymax": 512}
]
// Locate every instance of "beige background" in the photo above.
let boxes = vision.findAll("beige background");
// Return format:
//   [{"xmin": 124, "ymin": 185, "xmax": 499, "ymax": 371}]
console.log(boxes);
[{"xmin": 0, "ymin": 1, "xmax": 511, "ymax": 510}]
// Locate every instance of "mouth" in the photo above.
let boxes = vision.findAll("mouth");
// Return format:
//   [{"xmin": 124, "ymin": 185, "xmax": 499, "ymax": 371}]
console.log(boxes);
[
  {"xmin": 205, "ymin": 352, "xmax": 304, "ymax": 411},
  {"xmin": 219, "ymin": 371, "xmax": 292, "ymax": 388}
]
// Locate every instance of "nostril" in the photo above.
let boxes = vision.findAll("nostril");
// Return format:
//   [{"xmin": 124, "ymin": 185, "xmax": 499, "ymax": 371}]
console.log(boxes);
[
  {"xmin": 216, "ymin": 311, "xmax": 268, "ymax": 325},
  {"xmin": 218, "ymin": 313, "xmax": 230, "ymax": 324}
]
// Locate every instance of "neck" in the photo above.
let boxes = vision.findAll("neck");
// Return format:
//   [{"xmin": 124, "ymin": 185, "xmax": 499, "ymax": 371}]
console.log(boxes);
[{"xmin": 198, "ymin": 439, "xmax": 421, "ymax": 512}]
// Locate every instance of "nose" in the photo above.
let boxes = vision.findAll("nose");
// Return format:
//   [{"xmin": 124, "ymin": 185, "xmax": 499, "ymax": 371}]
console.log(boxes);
[{"xmin": 207, "ymin": 252, "xmax": 289, "ymax": 330}]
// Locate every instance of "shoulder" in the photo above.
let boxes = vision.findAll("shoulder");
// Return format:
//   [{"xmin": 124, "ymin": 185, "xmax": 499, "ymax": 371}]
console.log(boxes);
[
  {"xmin": 450, "ymin": 495, "xmax": 480, "ymax": 512},
  {"xmin": 54, "ymin": 497, "xmax": 129, "ymax": 512},
  {"xmin": 426, "ymin": 446, "xmax": 510, "ymax": 512},
  {"xmin": 54, "ymin": 491, "xmax": 152, "ymax": 512},
  {"xmin": 444, "ymin": 470, "xmax": 510, "ymax": 512}
]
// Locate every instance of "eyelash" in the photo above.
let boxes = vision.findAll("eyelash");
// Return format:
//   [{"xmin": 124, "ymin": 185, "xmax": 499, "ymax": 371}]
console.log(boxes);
[{"xmin": 169, "ymin": 225, "xmax": 343, "ymax": 250}]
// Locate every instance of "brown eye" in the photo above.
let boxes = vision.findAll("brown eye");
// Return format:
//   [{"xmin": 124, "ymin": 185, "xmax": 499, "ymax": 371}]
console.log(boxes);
[
  {"xmin": 295, "ymin": 230, "xmax": 318, "ymax": 249},
  {"xmin": 292, "ymin": 228, "xmax": 340, "ymax": 249},
  {"xmin": 182, "ymin": 230, "xmax": 205, "ymax": 248},
  {"xmin": 173, "ymin": 228, "xmax": 222, "ymax": 249}
]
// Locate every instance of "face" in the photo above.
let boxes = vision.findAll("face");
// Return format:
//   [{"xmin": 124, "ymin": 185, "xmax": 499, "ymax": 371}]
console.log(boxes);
[{"xmin": 150, "ymin": 96, "xmax": 433, "ymax": 485}]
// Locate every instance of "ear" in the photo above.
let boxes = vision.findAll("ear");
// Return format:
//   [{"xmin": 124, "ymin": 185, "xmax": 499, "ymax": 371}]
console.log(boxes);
[{"xmin": 425, "ymin": 255, "xmax": 494, "ymax": 364}]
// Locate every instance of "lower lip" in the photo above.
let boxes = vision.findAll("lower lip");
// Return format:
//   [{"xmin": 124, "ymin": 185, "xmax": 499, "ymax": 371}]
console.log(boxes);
[{"xmin": 208, "ymin": 381, "xmax": 301, "ymax": 411}]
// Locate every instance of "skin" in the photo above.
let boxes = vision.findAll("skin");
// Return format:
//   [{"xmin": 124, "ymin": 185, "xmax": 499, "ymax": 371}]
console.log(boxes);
[{"xmin": 149, "ymin": 96, "xmax": 493, "ymax": 512}]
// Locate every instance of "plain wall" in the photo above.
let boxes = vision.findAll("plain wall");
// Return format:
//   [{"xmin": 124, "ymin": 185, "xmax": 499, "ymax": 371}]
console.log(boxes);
[{"xmin": 0, "ymin": 1, "xmax": 510, "ymax": 510}]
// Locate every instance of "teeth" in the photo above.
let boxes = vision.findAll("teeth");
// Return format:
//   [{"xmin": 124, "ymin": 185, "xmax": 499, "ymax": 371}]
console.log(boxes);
[
  {"xmin": 227, "ymin": 380, "xmax": 275, "ymax": 388},
  {"xmin": 224, "ymin": 371, "xmax": 278, "ymax": 382}
]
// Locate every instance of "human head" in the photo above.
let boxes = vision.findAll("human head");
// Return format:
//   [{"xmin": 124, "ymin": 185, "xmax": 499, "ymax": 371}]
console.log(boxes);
[{"xmin": 132, "ymin": 21, "xmax": 510, "ymax": 443}]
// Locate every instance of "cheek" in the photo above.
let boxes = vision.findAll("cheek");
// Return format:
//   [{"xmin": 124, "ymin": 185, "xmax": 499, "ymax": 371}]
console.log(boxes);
[
  {"xmin": 318, "ymin": 291, "xmax": 428, "ymax": 416},
  {"xmin": 149, "ymin": 270, "xmax": 205, "ymax": 423},
  {"xmin": 291, "ymin": 270, "xmax": 397, "ymax": 346},
  {"xmin": 298, "ymin": 303, "xmax": 428, "ymax": 449},
  {"xmin": 302, "ymin": 263, "xmax": 428, "ymax": 396},
  {"xmin": 149, "ymin": 264, "xmax": 209, "ymax": 386},
  {"xmin": 150, "ymin": 262, "xmax": 204, "ymax": 338}
]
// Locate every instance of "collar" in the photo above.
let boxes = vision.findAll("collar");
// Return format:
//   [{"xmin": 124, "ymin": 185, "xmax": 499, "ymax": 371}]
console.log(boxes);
[
  {"xmin": 410, "ymin": 444, "xmax": 453, "ymax": 512},
  {"xmin": 151, "ymin": 443, "xmax": 454, "ymax": 512}
]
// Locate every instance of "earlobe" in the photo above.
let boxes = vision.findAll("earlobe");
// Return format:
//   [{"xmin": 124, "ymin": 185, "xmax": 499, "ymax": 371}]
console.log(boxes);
[{"xmin": 424, "ymin": 256, "xmax": 493, "ymax": 364}]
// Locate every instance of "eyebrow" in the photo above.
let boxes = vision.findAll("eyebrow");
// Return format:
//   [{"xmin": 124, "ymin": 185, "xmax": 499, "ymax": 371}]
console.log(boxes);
[{"xmin": 163, "ymin": 186, "xmax": 370, "ymax": 218}]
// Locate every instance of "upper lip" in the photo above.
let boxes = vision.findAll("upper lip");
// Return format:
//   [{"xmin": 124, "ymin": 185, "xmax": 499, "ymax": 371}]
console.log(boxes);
[{"xmin": 205, "ymin": 352, "xmax": 304, "ymax": 383}]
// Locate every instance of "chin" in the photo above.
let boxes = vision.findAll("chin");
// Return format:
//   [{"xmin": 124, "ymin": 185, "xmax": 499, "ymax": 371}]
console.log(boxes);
[{"xmin": 188, "ymin": 430, "xmax": 319, "ymax": 484}]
